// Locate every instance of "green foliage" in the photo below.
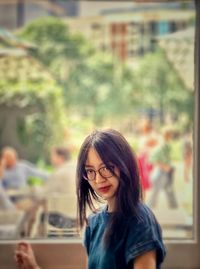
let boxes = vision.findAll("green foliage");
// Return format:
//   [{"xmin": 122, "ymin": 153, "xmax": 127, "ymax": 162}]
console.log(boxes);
[
  {"xmin": 0, "ymin": 54, "xmax": 66, "ymax": 160},
  {"xmin": 27, "ymin": 176, "xmax": 44, "ymax": 186},
  {"xmin": 18, "ymin": 17, "xmax": 94, "ymax": 81},
  {"xmin": 65, "ymin": 52, "xmax": 138, "ymax": 124},
  {"xmin": 17, "ymin": 17, "xmax": 140, "ymax": 126},
  {"xmin": 14, "ymin": 17, "xmax": 193, "ymax": 140},
  {"xmin": 135, "ymin": 49, "xmax": 194, "ymax": 126},
  {"xmin": 18, "ymin": 17, "xmax": 70, "ymax": 65}
]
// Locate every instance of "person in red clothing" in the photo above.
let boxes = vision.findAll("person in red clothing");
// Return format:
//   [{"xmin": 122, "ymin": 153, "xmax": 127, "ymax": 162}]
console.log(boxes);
[
  {"xmin": 137, "ymin": 119, "xmax": 160, "ymax": 195},
  {"xmin": 138, "ymin": 145, "xmax": 153, "ymax": 191}
]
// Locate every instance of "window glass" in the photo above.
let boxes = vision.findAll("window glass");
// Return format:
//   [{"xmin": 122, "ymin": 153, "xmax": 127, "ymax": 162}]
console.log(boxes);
[{"xmin": 0, "ymin": 0, "xmax": 195, "ymax": 241}]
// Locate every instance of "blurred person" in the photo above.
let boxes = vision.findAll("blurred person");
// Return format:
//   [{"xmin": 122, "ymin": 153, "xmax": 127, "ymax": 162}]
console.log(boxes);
[
  {"xmin": 137, "ymin": 119, "xmax": 160, "ymax": 195},
  {"xmin": 138, "ymin": 119, "xmax": 159, "ymax": 153},
  {"xmin": 50, "ymin": 146, "xmax": 70, "ymax": 167},
  {"xmin": 0, "ymin": 147, "xmax": 49, "ymax": 236},
  {"xmin": 46, "ymin": 147, "xmax": 76, "ymax": 193},
  {"xmin": 1, "ymin": 146, "xmax": 49, "ymax": 192},
  {"xmin": 15, "ymin": 129, "xmax": 166, "ymax": 269},
  {"xmin": 46, "ymin": 146, "xmax": 76, "ymax": 196},
  {"xmin": 182, "ymin": 133, "xmax": 193, "ymax": 183},
  {"xmin": 181, "ymin": 132, "xmax": 193, "ymax": 212},
  {"xmin": 148, "ymin": 127, "xmax": 178, "ymax": 209},
  {"xmin": 1, "ymin": 156, "xmax": 43, "ymax": 237},
  {"xmin": 38, "ymin": 146, "xmax": 77, "ymax": 235}
]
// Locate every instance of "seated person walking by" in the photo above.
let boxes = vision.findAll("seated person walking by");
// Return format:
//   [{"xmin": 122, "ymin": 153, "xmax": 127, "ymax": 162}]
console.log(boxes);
[
  {"xmin": 47, "ymin": 146, "xmax": 76, "ymax": 194},
  {"xmin": 15, "ymin": 129, "xmax": 166, "ymax": 269},
  {"xmin": 0, "ymin": 151, "xmax": 45, "ymax": 237},
  {"xmin": 38, "ymin": 146, "xmax": 77, "ymax": 235},
  {"xmin": 1, "ymin": 146, "xmax": 49, "ymax": 192},
  {"xmin": 50, "ymin": 146, "xmax": 71, "ymax": 168},
  {"xmin": 0, "ymin": 147, "xmax": 49, "ymax": 236}
]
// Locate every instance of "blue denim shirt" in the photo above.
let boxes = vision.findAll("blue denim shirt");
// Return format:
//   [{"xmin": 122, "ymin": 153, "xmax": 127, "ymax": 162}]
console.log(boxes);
[{"xmin": 84, "ymin": 202, "xmax": 166, "ymax": 269}]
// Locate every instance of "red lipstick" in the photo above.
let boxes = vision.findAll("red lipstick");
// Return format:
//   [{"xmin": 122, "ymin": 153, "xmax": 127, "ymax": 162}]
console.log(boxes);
[{"xmin": 98, "ymin": 186, "xmax": 111, "ymax": 193}]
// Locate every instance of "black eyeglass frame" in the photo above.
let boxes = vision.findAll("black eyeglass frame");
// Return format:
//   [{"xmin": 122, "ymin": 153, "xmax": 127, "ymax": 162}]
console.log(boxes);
[{"xmin": 83, "ymin": 165, "xmax": 115, "ymax": 181}]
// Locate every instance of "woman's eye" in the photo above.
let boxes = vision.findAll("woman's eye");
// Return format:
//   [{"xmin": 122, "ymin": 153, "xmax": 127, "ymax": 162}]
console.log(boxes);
[
  {"xmin": 86, "ymin": 169, "xmax": 94, "ymax": 174},
  {"xmin": 102, "ymin": 166, "xmax": 108, "ymax": 171},
  {"xmin": 105, "ymin": 165, "xmax": 114, "ymax": 171}
]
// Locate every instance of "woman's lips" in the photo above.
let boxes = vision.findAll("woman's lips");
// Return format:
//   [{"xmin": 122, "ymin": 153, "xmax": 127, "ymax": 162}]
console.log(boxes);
[{"xmin": 98, "ymin": 186, "xmax": 111, "ymax": 193}]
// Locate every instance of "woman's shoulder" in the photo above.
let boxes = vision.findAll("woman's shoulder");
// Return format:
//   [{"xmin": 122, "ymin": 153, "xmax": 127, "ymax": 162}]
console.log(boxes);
[
  {"xmin": 87, "ymin": 206, "xmax": 108, "ymax": 226},
  {"xmin": 87, "ymin": 203, "xmax": 159, "ymax": 230},
  {"xmin": 125, "ymin": 203, "xmax": 166, "ymax": 266},
  {"xmin": 132, "ymin": 202, "xmax": 159, "ymax": 226},
  {"xmin": 126, "ymin": 202, "xmax": 164, "ymax": 245},
  {"xmin": 137, "ymin": 202, "xmax": 154, "ymax": 214}
]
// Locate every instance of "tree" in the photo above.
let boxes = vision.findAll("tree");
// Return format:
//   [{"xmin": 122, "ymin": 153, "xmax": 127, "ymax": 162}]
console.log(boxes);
[
  {"xmin": 0, "ymin": 50, "xmax": 66, "ymax": 162},
  {"xmin": 135, "ymin": 49, "xmax": 193, "ymax": 127},
  {"xmin": 65, "ymin": 51, "xmax": 138, "ymax": 124},
  {"xmin": 18, "ymin": 16, "xmax": 94, "ymax": 82},
  {"xmin": 18, "ymin": 17, "xmax": 139, "ymax": 127}
]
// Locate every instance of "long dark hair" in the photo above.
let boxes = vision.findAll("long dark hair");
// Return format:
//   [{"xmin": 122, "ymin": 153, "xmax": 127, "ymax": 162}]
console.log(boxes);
[{"xmin": 76, "ymin": 129, "xmax": 142, "ymax": 246}]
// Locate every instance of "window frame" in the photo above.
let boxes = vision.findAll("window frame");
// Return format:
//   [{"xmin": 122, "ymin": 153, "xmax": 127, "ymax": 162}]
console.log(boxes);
[{"xmin": 163, "ymin": 2, "xmax": 200, "ymax": 268}]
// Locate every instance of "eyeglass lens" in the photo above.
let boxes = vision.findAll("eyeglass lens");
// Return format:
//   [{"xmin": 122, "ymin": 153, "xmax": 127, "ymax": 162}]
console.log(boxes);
[{"xmin": 84, "ymin": 166, "xmax": 114, "ymax": 181}]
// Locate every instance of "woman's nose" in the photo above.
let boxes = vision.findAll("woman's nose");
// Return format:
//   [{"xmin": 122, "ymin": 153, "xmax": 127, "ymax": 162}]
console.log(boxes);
[{"xmin": 95, "ymin": 171, "xmax": 106, "ymax": 183}]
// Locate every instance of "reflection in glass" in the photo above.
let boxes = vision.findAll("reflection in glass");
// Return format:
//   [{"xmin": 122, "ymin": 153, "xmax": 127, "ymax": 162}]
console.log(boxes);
[{"xmin": 0, "ymin": 1, "xmax": 195, "ymax": 240}]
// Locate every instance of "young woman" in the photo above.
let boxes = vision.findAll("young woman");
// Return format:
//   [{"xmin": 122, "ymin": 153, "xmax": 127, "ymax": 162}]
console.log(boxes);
[{"xmin": 15, "ymin": 129, "xmax": 166, "ymax": 269}]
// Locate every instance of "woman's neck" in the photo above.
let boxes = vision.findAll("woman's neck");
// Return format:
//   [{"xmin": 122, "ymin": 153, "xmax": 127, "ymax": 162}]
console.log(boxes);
[{"xmin": 107, "ymin": 199, "xmax": 116, "ymax": 212}]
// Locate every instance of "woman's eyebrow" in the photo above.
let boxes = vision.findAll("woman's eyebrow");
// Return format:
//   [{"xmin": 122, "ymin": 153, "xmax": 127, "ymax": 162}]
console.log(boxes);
[
  {"xmin": 85, "ymin": 164, "xmax": 94, "ymax": 168},
  {"xmin": 85, "ymin": 163, "xmax": 104, "ymax": 168}
]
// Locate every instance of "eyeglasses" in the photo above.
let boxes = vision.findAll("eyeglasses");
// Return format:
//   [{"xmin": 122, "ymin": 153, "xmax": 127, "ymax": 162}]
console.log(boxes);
[{"xmin": 83, "ymin": 165, "xmax": 115, "ymax": 181}]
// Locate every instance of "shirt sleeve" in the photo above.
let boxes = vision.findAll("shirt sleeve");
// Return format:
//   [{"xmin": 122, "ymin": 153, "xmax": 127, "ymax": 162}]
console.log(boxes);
[
  {"xmin": 125, "ymin": 207, "xmax": 166, "ymax": 266},
  {"xmin": 23, "ymin": 161, "xmax": 49, "ymax": 182}
]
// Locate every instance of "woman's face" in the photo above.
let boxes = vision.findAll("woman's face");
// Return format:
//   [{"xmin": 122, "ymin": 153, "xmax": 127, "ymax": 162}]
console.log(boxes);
[{"xmin": 84, "ymin": 147, "xmax": 120, "ymax": 212}]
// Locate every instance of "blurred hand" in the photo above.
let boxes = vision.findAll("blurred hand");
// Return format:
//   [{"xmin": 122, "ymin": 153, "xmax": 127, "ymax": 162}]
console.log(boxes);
[{"xmin": 14, "ymin": 242, "xmax": 40, "ymax": 269}]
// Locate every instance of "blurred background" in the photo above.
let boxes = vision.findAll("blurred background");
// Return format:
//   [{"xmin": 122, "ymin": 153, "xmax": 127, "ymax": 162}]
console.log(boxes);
[{"xmin": 0, "ymin": 0, "xmax": 195, "ymax": 241}]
